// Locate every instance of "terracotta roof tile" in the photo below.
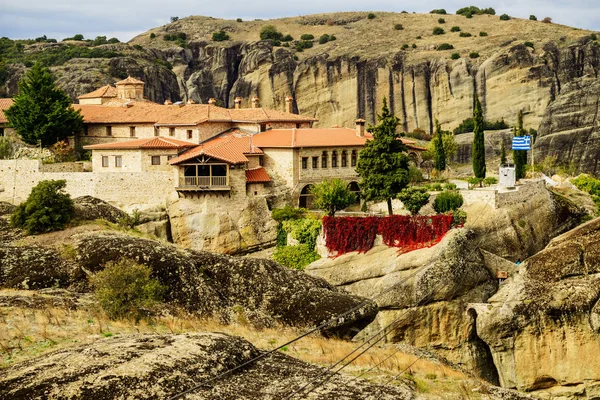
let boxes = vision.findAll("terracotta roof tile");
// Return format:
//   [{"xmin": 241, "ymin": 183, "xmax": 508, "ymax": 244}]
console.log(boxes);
[
  {"xmin": 169, "ymin": 134, "xmax": 262, "ymax": 165},
  {"xmin": 246, "ymin": 167, "xmax": 271, "ymax": 183},
  {"xmin": 115, "ymin": 76, "xmax": 145, "ymax": 85},
  {"xmin": 0, "ymin": 98, "xmax": 13, "ymax": 124},
  {"xmin": 228, "ymin": 107, "xmax": 316, "ymax": 122},
  {"xmin": 83, "ymin": 137, "xmax": 197, "ymax": 150},
  {"xmin": 77, "ymin": 85, "xmax": 117, "ymax": 99}
]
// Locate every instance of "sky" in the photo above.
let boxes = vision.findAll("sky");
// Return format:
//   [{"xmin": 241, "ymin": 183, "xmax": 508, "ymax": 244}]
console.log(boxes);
[{"xmin": 0, "ymin": 0, "xmax": 598, "ymax": 42}]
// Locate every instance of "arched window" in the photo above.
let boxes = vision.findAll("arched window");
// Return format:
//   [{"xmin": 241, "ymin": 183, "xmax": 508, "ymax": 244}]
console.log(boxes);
[
  {"xmin": 341, "ymin": 150, "xmax": 347, "ymax": 167},
  {"xmin": 321, "ymin": 151, "xmax": 328, "ymax": 168},
  {"xmin": 299, "ymin": 184, "xmax": 315, "ymax": 209},
  {"xmin": 331, "ymin": 151, "xmax": 338, "ymax": 168},
  {"xmin": 351, "ymin": 150, "xmax": 357, "ymax": 167}
]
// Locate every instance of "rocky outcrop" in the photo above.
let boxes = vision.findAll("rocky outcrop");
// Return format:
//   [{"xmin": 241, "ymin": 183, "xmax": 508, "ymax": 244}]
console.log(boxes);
[
  {"xmin": 473, "ymin": 217, "xmax": 600, "ymax": 398},
  {"xmin": 72, "ymin": 196, "xmax": 127, "ymax": 224},
  {"xmin": 0, "ymin": 245, "xmax": 70, "ymax": 290},
  {"xmin": 0, "ymin": 332, "xmax": 417, "ymax": 400}
]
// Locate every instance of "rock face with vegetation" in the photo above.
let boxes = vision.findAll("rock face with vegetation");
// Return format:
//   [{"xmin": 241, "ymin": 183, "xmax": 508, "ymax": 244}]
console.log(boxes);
[
  {"xmin": 472, "ymin": 217, "xmax": 600, "ymax": 398},
  {"xmin": 0, "ymin": 332, "xmax": 417, "ymax": 400}
]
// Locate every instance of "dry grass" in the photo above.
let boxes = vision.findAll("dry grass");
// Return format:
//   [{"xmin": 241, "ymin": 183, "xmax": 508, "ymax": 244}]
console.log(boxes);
[
  {"xmin": 131, "ymin": 11, "xmax": 595, "ymax": 63},
  {"xmin": 0, "ymin": 297, "xmax": 486, "ymax": 397}
]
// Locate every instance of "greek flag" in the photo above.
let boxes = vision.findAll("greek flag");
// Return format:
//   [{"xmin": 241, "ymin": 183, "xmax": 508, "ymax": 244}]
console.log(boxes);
[{"xmin": 512, "ymin": 136, "xmax": 531, "ymax": 150}]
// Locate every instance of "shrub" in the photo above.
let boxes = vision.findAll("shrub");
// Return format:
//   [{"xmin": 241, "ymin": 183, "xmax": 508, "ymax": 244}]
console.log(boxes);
[
  {"xmin": 394, "ymin": 24, "xmax": 404, "ymax": 30},
  {"xmin": 459, "ymin": 32, "xmax": 472, "ymax": 37},
  {"xmin": 282, "ymin": 218, "xmax": 322, "ymax": 249},
  {"xmin": 398, "ymin": 187, "xmax": 430, "ymax": 215},
  {"xmin": 438, "ymin": 18, "xmax": 446, "ymax": 24},
  {"xmin": 271, "ymin": 39, "xmax": 281, "ymax": 46},
  {"xmin": 451, "ymin": 26, "xmax": 461, "ymax": 32},
  {"xmin": 542, "ymin": 17, "xmax": 552, "ymax": 23},
  {"xmin": 329, "ymin": 35, "xmax": 336, "ymax": 41},
  {"xmin": 450, "ymin": 52, "xmax": 460, "ymax": 60},
  {"xmin": 318, "ymin": 34, "xmax": 330, "ymax": 44},
  {"xmin": 436, "ymin": 43, "xmax": 454, "ymax": 50},
  {"xmin": 529, "ymin": 15, "xmax": 537, "ymax": 21},
  {"xmin": 405, "ymin": 128, "xmax": 432, "ymax": 141},
  {"xmin": 300, "ymin": 34, "xmax": 314, "ymax": 41},
  {"xmin": 133, "ymin": 44, "xmax": 143, "ymax": 51},
  {"xmin": 433, "ymin": 190, "xmax": 464, "ymax": 213},
  {"xmin": 479, "ymin": 31, "xmax": 488, "ymax": 36},
  {"xmin": 591, "ymin": 33, "xmax": 598, "ymax": 41},
  {"xmin": 0, "ymin": 137, "xmax": 15, "ymax": 159},
  {"xmin": 433, "ymin": 27, "xmax": 445, "ymax": 35},
  {"xmin": 456, "ymin": 6, "xmax": 496, "ymax": 16},
  {"xmin": 524, "ymin": 41, "xmax": 534, "ymax": 48},
  {"xmin": 273, "ymin": 244, "xmax": 320, "ymax": 270},
  {"xmin": 368, "ymin": 13, "xmax": 376, "ymax": 19},
  {"xmin": 430, "ymin": 9, "xmax": 447, "ymax": 14},
  {"xmin": 499, "ymin": 14, "xmax": 511, "ymax": 21},
  {"xmin": 236, "ymin": 18, "xmax": 243, "ymax": 22},
  {"xmin": 445, "ymin": 183, "xmax": 457, "ymax": 190},
  {"xmin": 92, "ymin": 258, "xmax": 165, "ymax": 321},
  {"xmin": 149, "ymin": 33, "xmax": 156, "ymax": 39},
  {"xmin": 484, "ymin": 177, "xmax": 498, "ymax": 186},
  {"xmin": 212, "ymin": 31, "xmax": 230, "ymax": 41},
  {"xmin": 282, "ymin": 34, "xmax": 294, "ymax": 42},
  {"xmin": 11, "ymin": 180, "xmax": 74, "ymax": 234},
  {"xmin": 453, "ymin": 117, "xmax": 508, "ymax": 134},
  {"xmin": 272, "ymin": 205, "xmax": 306, "ymax": 221},
  {"xmin": 408, "ymin": 165, "xmax": 423, "ymax": 184},
  {"xmin": 416, "ymin": 36, "xmax": 422, "ymax": 39},
  {"xmin": 469, "ymin": 52, "xmax": 480, "ymax": 58},
  {"xmin": 295, "ymin": 40, "xmax": 313, "ymax": 51},
  {"xmin": 467, "ymin": 176, "xmax": 483, "ymax": 188},
  {"xmin": 402, "ymin": 44, "xmax": 409, "ymax": 49},
  {"xmin": 431, "ymin": 182, "xmax": 443, "ymax": 191},
  {"xmin": 170, "ymin": 16, "xmax": 179, "ymax": 22},
  {"xmin": 412, "ymin": 43, "xmax": 417, "ymax": 48},
  {"xmin": 310, "ymin": 178, "xmax": 356, "ymax": 216},
  {"xmin": 260, "ymin": 25, "xmax": 283, "ymax": 41}
]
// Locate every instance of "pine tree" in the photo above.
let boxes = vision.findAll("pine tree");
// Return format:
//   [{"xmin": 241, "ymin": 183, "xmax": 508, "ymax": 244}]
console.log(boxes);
[
  {"xmin": 513, "ymin": 110, "xmax": 527, "ymax": 180},
  {"xmin": 356, "ymin": 98, "xmax": 409, "ymax": 215},
  {"xmin": 5, "ymin": 63, "xmax": 83, "ymax": 147},
  {"xmin": 433, "ymin": 119, "xmax": 446, "ymax": 171},
  {"xmin": 472, "ymin": 95, "xmax": 486, "ymax": 179},
  {"xmin": 500, "ymin": 141, "xmax": 507, "ymax": 165}
]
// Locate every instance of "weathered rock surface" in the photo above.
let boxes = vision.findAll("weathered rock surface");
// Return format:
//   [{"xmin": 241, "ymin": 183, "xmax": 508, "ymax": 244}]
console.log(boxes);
[
  {"xmin": 473, "ymin": 217, "xmax": 600, "ymax": 398},
  {"xmin": 0, "ymin": 332, "xmax": 417, "ymax": 400},
  {"xmin": 0, "ymin": 245, "xmax": 70, "ymax": 290},
  {"xmin": 72, "ymin": 195, "xmax": 128, "ymax": 224}
]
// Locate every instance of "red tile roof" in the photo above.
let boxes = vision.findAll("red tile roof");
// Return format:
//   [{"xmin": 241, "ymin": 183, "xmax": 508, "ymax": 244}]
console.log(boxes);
[
  {"xmin": 246, "ymin": 167, "xmax": 271, "ymax": 183},
  {"xmin": 169, "ymin": 134, "xmax": 262, "ymax": 165},
  {"xmin": 83, "ymin": 137, "xmax": 197, "ymax": 150},
  {"xmin": 0, "ymin": 98, "xmax": 13, "ymax": 123},
  {"xmin": 77, "ymin": 85, "xmax": 117, "ymax": 99},
  {"xmin": 116, "ymin": 76, "xmax": 145, "ymax": 85}
]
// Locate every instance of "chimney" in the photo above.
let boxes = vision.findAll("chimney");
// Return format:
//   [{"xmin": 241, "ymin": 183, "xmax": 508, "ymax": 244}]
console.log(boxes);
[
  {"xmin": 234, "ymin": 97, "xmax": 242, "ymax": 109},
  {"xmin": 355, "ymin": 119, "xmax": 366, "ymax": 137},
  {"xmin": 208, "ymin": 98, "xmax": 217, "ymax": 105},
  {"xmin": 285, "ymin": 96, "xmax": 294, "ymax": 114},
  {"xmin": 187, "ymin": 99, "xmax": 195, "ymax": 104},
  {"xmin": 164, "ymin": 100, "xmax": 173, "ymax": 105},
  {"xmin": 251, "ymin": 96, "xmax": 260, "ymax": 108}
]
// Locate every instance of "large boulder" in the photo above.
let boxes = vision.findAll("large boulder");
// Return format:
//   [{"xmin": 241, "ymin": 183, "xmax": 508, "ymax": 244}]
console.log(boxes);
[
  {"xmin": 0, "ymin": 245, "xmax": 70, "ymax": 289},
  {"xmin": 0, "ymin": 332, "xmax": 417, "ymax": 400},
  {"xmin": 72, "ymin": 196, "xmax": 128, "ymax": 224}
]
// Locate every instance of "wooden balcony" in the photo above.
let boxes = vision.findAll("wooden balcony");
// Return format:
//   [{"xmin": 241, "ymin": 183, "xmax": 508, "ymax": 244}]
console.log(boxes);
[{"xmin": 176, "ymin": 175, "xmax": 231, "ymax": 192}]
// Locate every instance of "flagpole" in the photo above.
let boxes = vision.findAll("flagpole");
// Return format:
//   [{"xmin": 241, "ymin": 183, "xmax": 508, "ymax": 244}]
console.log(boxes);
[{"xmin": 531, "ymin": 135, "xmax": 534, "ymax": 172}]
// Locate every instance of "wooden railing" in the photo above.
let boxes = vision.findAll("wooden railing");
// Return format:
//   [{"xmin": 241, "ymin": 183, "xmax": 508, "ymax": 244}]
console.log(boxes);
[{"xmin": 181, "ymin": 176, "xmax": 228, "ymax": 187}]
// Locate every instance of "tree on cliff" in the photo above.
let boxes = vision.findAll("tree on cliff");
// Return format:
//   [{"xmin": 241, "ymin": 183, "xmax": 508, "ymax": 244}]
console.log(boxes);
[
  {"xmin": 513, "ymin": 110, "xmax": 528, "ymax": 180},
  {"xmin": 472, "ymin": 95, "xmax": 486, "ymax": 180},
  {"xmin": 432, "ymin": 119, "xmax": 446, "ymax": 171},
  {"xmin": 5, "ymin": 63, "xmax": 83, "ymax": 147},
  {"xmin": 310, "ymin": 178, "xmax": 356, "ymax": 216},
  {"xmin": 356, "ymin": 98, "xmax": 409, "ymax": 215}
]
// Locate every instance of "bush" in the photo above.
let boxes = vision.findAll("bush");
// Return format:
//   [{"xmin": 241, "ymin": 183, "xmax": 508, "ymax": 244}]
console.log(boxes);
[
  {"xmin": 272, "ymin": 205, "xmax": 306, "ymax": 222},
  {"xmin": 402, "ymin": 44, "xmax": 409, "ymax": 50},
  {"xmin": 405, "ymin": 128, "xmax": 432, "ymax": 141},
  {"xmin": 453, "ymin": 117, "xmax": 508, "ymax": 134},
  {"xmin": 450, "ymin": 52, "xmax": 460, "ymax": 60},
  {"xmin": 433, "ymin": 190, "xmax": 464, "ymax": 213},
  {"xmin": 170, "ymin": 16, "xmax": 179, "ymax": 22},
  {"xmin": 295, "ymin": 40, "xmax": 313, "ymax": 51},
  {"xmin": 591, "ymin": 33, "xmax": 598, "ymax": 41},
  {"xmin": 445, "ymin": 183, "xmax": 457, "ymax": 190},
  {"xmin": 431, "ymin": 182, "xmax": 443, "ymax": 191},
  {"xmin": 236, "ymin": 18, "xmax": 243, "ymax": 22},
  {"xmin": 212, "ymin": 31, "xmax": 230, "ymax": 41},
  {"xmin": 499, "ymin": 14, "xmax": 511, "ymax": 21},
  {"xmin": 524, "ymin": 41, "xmax": 534, "ymax": 48},
  {"xmin": 282, "ymin": 217, "xmax": 322, "ymax": 249},
  {"xmin": 451, "ymin": 26, "xmax": 461, "ymax": 32},
  {"xmin": 92, "ymin": 258, "xmax": 165, "ymax": 321},
  {"xmin": 479, "ymin": 31, "xmax": 488, "ymax": 36},
  {"xmin": 0, "ymin": 137, "xmax": 15, "ymax": 159},
  {"xmin": 311, "ymin": 178, "xmax": 356, "ymax": 216},
  {"xmin": 529, "ymin": 15, "xmax": 537, "ymax": 21},
  {"xmin": 542, "ymin": 17, "xmax": 552, "ymax": 23},
  {"xmin": 11, "ymin": 180, "xmax": 74, "ymax": 234},
  {"xmin": 430, "ymin": 9, "xmax": 447, "ymax": 14},
  {"xmin": 260, "ymin": 25, "xmax": 283, "ymax": 41},
  {"xmin": 367, "ymin": 13, "xmax": 376, "ymax": 19},
  {"xmin": 412, "ymin": 43, "xmax": 417, "ymax": 49},
  {"xmin": 300, "ymin": 34, "xmax": 314, "ymax": 41},
  {"xmin": 484, "ymin": 177, "xmax": 498, "ymax": 186},
  {"xmin": 469, "ymin": 52, "xmax": 480, "ymax": 58},
  {"xmin": 416, "ymin": 36, "xmax": 422, "ymax": 39},
  {"xmin": 273, "ymin": 244, "xmax": 320, "ymax": 270},
  {"xmin": 438, "ymin": 18, "xmax": 446, "ymax": 24},
  {"xmin": 467, "ymin": 176, "xmax": 483, "ymax": 188},
  {"xmin": 456, "ymin": 6, "xmax": 496, "ymax": 17},
  {"xmin": 149, "ymin": 33, "xmax": 156, "ymax": 39},
  {"xmin": 398, "ymin": 187, "xmax": 430, "ymax": 215},
  {"xmin": 408, "ymin": 165, "xmax": 424, "ymax": 184},
  {"xmin": 282, "ymin": 34, "xmax": 294, "ymax": 42},
  {"xmin": 459, "ymin": 32, "xmax": 472, "ymax": 37},
  {"xmin": 394, "ymin": 24, "xmax": 404, "ymax": 30},
  {"xmin": 436, "ymin": 43, "xmax": 454, "ymax": 50},
  {"xmin": 318, "ymin": 34, "xmax": 330, "ymax": 44},
  {"xmin": 133, "ymin": 44, "xmax": 143, "ymax": 51},
  {"xmin": 433, "ymin": 27, "xmax": 445, "ymax": 35}
]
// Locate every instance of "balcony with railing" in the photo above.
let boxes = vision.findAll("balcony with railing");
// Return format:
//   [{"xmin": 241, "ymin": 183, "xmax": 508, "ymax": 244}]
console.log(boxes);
[{"xmin": 176, "ymin": 164, "xmax": 231, "ymax": 192}]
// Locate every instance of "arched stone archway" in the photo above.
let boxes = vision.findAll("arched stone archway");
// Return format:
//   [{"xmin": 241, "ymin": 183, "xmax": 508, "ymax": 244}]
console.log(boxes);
[
  {"xmin": 347, "ymin": 181, "xmax": 361, "ymax": 204},
  {"xmin": 299, "ymin": 184, "xmax": 315, "ymax": 209}
]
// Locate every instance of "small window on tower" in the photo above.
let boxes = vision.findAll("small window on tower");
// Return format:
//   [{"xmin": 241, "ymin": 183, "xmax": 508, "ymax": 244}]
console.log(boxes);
[
  {"xmin": 102, "ymin": 156, "xmax": 109, "ymax": 167},
  {"xmin": 169, "ymin": 127, "xmax": 175, "ymax": 137},
  {"xmin": 312, "ymin": 156, "xmax": 318, "ymax": 169},
  {"xmin": 115, "ymin": 156, "xmax": 122, "ymax": 167},
  {"xmin": 187, "ymin": 130, "xmax": 193, "ymax": 139},
  {"xmin": 130, "ymin": 126, "xmax": 136, "ymax": 137},
  {"xmin": 301, "ymin": 157, "xmax": 308, "ymax": 169},
  {"xmin": 106, "ymin": 126, "xmax": 112, "ymax": 136},
  {"xmin": 151, "ymin": 156, "xmax": 161, "ymax": 165}
]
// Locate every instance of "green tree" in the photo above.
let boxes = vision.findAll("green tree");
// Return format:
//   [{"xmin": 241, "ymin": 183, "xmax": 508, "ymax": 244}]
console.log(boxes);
[
  {"xmin": 472, "ymin": 95, "xmax": 486, "ymax": 179},
  {"xmin": 260, "ymin": 25, "xmax": 283, "ymax": 41},
  {"xmin": 310, "ymin": 178, "xmax": 356, "ymax": 216},
  {"xmin": 11, "ymin": 179, "xmax": 74, "ymax": 234},
  {"xmin": 356, "ymin": 98, "xmax": 409, "ymax": 215},
  {"xmin": 398, "ymin": 187, "xmax": 430, "ymax": 215},
  {"xmin": 500, "ymin": 141, "xmax": 507, "ymax": 164},
  {"xmin": 513, "ymin": 110, "xmax": 528, "ymax": 180},
  {"xmin": 432, "ymin": 119, "xmax": 446, "ymax": 171},
  {"xmin": 5, "ymin": 63, "xmax": 83, "ymax": 146},
  {"xmin": 433, "ymin": 190, "xmax": 464, "ymax": 213}
]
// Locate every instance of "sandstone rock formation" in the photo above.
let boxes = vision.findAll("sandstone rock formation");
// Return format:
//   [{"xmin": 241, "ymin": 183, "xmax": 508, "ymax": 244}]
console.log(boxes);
[
  {"xmin": 72, "ymin": 195, "xmax": 127, "ymax": 224},
  {"xmin": 472, "ymin": 217, "xmax": 600, "ymax": 398},
  {"xmin": 0, "ymin": 332, "xmax": 416, "ymax": 400}
]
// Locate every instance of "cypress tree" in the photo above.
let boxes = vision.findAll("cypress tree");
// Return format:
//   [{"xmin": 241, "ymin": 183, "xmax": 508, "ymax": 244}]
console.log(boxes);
[
  {"xmin": 472, "ymin": 95, "xmax": 486, "ymax": 179},
  {"xmin": 500, "ymin": 141, "xmax": 507, "ymax": 165},
  {"xmin": 513, "ymin": 110, "xmax": 527, "ymax": 180},
  {"xmin": 433, "ymin": 119, "xmax": 446, "ymax": 171}
]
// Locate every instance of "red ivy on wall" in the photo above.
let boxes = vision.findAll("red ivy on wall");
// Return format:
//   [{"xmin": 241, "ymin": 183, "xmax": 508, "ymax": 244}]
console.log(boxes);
[{"xmin": 322, "ymin": 214, "xmax": 454, "ymax": 256}]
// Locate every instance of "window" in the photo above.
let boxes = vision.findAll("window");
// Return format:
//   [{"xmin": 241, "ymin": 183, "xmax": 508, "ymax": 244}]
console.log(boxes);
[
  {"xmin": 301, "ymin": 157, "xmax": 308, "ymax": 169},
  {"xmin": 0, "ymin": 127, "xmax": 4, "ymax": 137},
  {"xmin": 151, "ymin": 156, "xmax": 161, "ymax": 165},
  {"xmin": 331, "ymin": 151, "xmax": 338, "ymax": 168},
  {"xmin": 187, "ymin": 130, "xmax": 193, "ymax": 139},
  {"xmin": 102, "ymin": 156, "xmax": 109, "ymax": 167},
  {"xmin": 167, "ymin": 154, "xmax": 176, "ymax": 161},
  {"xmin": 115, "ymin": 156, "xmax": 122, "ymax": 167},
  {"xmin": 83, "ymin": 126, "xmax": 88, "ymax": 136},
  {"xmin": 169, "ymin": 127, "xmax": 175, "ymax": 137},
  {"xmin": 312, "ymin": 156, "xmax": 318, "ymax": 169},
  {"xmin": 341, "ymin": 150, "xmax": 347, "ymax": 167},
  {"xmin": 106, "ymin": 126, "xmax": 112, "ymax": 136},
  {"xmin": 260, "ymin": 124, "xmax": 266, "ymax": 132},
  {"xmin": 351, "ymin": 150, "xmax": 357, "ymax": 167},
  {"xmin": 259, "ymin": 155, "xmax": 264, "ymax": 166},
  {"xmin": 154, "ymin": 126, "xmax": 159, "ymax": 136},
  {"xmin": 321, "ymin": 151, "xmax": 328, "ymax": 168},
  {"xmin": 296, "ymin": 123, "xmax": 300, "ymax": 129},
  {"xmin": 129, "ymin": 126, "xmax": 135, "ymax": 137}
]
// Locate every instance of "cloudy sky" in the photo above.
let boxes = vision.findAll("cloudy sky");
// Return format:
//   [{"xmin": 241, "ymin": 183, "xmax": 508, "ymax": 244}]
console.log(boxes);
[{"xmin": 1, "ymin": 0, "xmax": 598, "ymax": 42}]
